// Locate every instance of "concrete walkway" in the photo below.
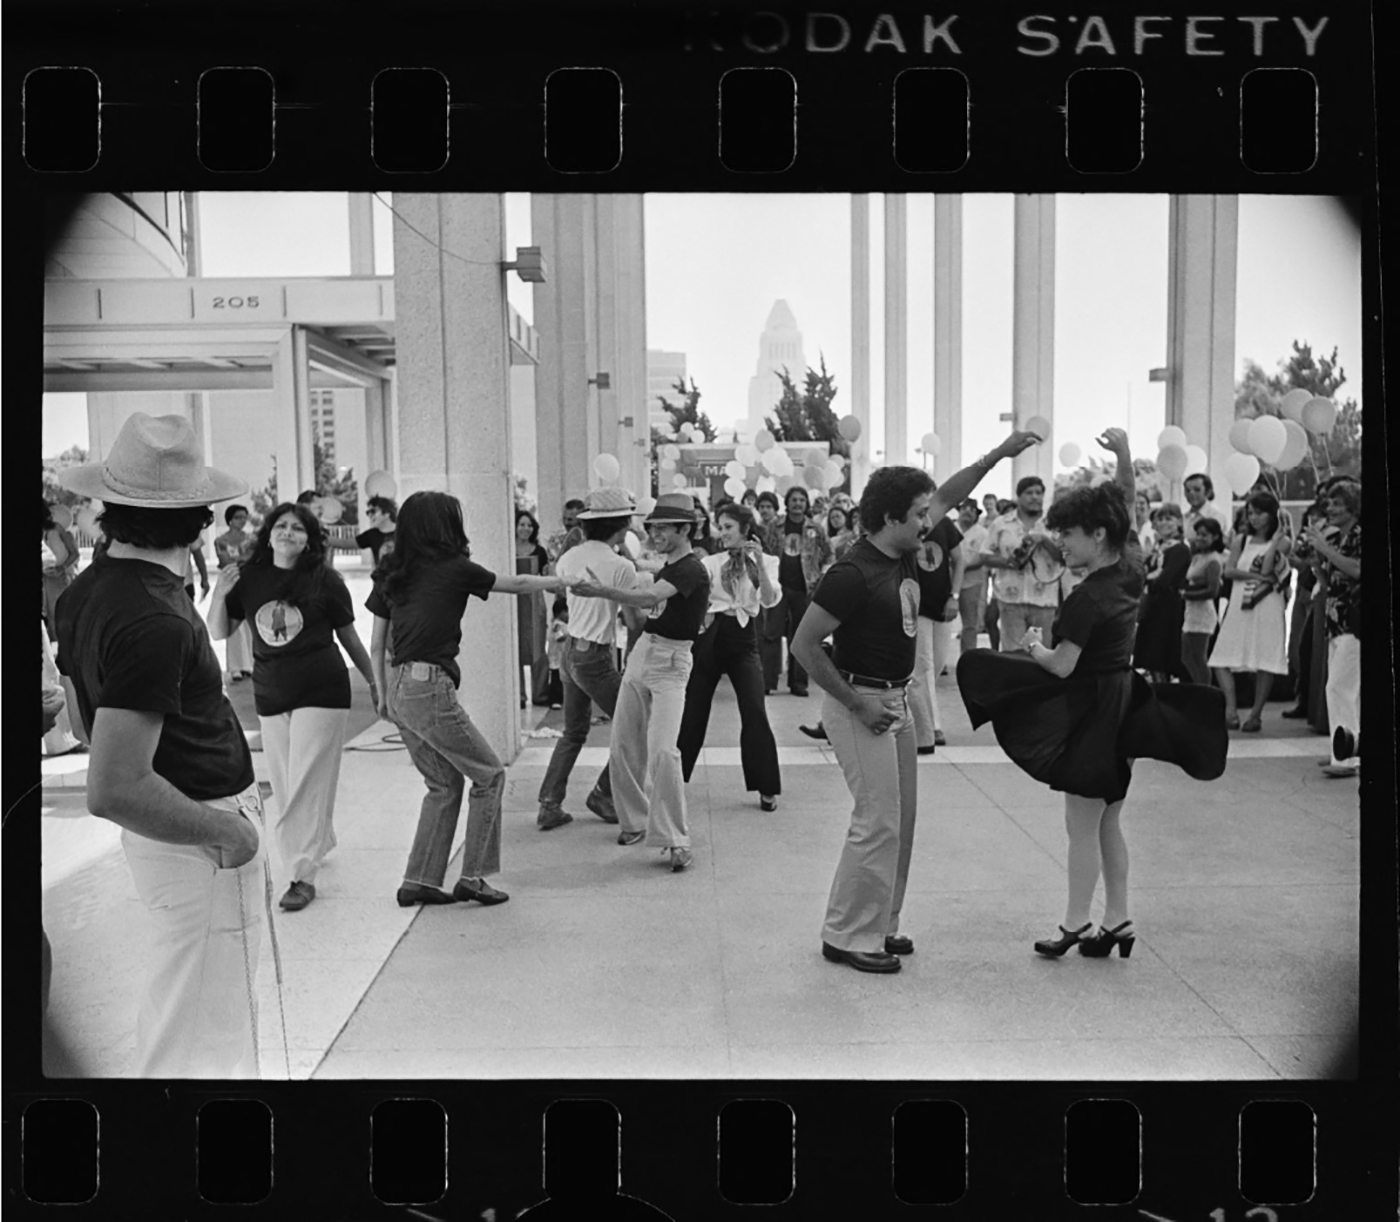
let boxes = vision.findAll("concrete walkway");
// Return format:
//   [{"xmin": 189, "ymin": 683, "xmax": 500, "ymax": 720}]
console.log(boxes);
[{"xmin": 41, "ymin": 603, "xmax": 1358, "ymax": 1081}]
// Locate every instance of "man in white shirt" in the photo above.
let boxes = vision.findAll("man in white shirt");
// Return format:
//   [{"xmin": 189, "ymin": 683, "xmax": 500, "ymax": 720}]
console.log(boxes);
[
  {"xmin": 979, "ymin": 476, "xmax": 1060, "ymax": 651},
  {"xmin": 535, "ymin": 489, "xmax": 642, "ymax": 830},
  {"xmin": 955, "ymin": 499, "xmax": 989, "ymax": 655},
  {"xmin": 1184, "ymin": 473, "xmax": 1233, "ymax": 535}
]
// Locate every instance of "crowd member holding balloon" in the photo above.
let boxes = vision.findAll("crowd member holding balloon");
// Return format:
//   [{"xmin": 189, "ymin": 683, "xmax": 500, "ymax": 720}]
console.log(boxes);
[
  {"xmin": 958, "ymin": 428, "xmax": 1229, "ymax": 962},
  {"xmin": 208, "ymin": 501, "xmax": 377, "ymax": 912},
  {"xmin": 1307, "ymin": 479, "xmax": 1361, "ymax": 778},
  {"xmin": 677, "ymin": 501, "xmax": 783, "ymax": 810},
  {"xmin": 367, "ymin": 491, "xmax": 572, "ymax": 907},
  {"xmin": 570, "ymin": 493, "xmax": 712, "ymax": 873},
  {"xmin": 761, "ymin": 486, "xmax": 834, "ymax": 698},
  {"xmin": 1207, "ymin": 491, "xmax": 1291, "ymax": 732},
  {"xmin": 979, "ymin": 476, "xmax": 1060, "ymax": 653},
  {"xmin": 535, "ymin": 489, "xmax": 644, "ymax": 831},
  {"xmin": 794, "ymin": 430, "xmax": 1042, "ymax": 974},
  {"xmin": 1179, "ymin": 518, "xmax": 1227, "ymax": 686},
  {"xmin": 213, "ymin": 504, "xmax": 256, "ymax": 683},
  {"xmin": 1133, "ymin": 503, "xmax": 1191, "ymax": 683}
]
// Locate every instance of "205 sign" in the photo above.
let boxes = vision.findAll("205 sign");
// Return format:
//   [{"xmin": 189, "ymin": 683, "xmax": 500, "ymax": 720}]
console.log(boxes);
[{"xmin": 212, "ymin": 295, "xmax": 260, "ymax": 309}]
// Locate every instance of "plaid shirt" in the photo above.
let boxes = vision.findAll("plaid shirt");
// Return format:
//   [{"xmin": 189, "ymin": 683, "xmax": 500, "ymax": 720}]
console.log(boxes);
[{"xmin": 760, "ymin": 516, "xmax": 834, "ymax": 590}]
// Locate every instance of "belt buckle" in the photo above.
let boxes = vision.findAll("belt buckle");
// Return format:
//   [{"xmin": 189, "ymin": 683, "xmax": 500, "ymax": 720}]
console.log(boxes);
[{"xmin": 410, "ymin": 661, "xmax": 432, "ymax": 680}]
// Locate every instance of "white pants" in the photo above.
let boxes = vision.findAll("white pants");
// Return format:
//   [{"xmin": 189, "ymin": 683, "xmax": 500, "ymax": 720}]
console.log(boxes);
[
  {"xmin": 121, "ymin": 786, "xmax": 266, "ymax": 1078},
  {"xmin": 258, "ymin": 707, "xmax": 347, "ymax": 886},
  {"xmin": 1325, "ymin": 633, "xmax": 1360, "ymax": 765},
  {"xmin": 225, "ymin": 620, "xmax": 254, "ymax": 674},
  {"xmin": 610, "ymin": 634, "xmax": 693, "ymax": 848},
  {"xmin": 908, "ymin": 617, "xmax": 953, "ymax": 745}
]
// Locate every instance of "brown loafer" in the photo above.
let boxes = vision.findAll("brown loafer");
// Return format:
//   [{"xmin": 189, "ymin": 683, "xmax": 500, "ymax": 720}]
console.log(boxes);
[
  {"xmin": 396, "ymin": 884, "xmax": 457, "ymax": 907},
  {"xmin": 822, "ymin": 943, "xmax": 902, "ymax": 973},
  {"xmin": 279, "ymin": 881, "xmax": 315, "ymax": 911}
]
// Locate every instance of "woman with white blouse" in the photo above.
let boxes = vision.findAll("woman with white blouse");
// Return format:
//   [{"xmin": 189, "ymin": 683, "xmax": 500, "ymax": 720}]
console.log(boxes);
[{"xmin": 676, "ymin": 502, "xmax": 783, "ymax": 810}]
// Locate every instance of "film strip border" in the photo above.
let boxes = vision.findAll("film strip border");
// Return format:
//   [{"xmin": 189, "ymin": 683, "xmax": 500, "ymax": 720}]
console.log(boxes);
[
  {"xmin": 8, "ymin": 1, "xmax": 1376, "ymax": 190},
  {"xmin": 12, "ymin": 1083, "xmax": 1360, "ymax": 1216}
]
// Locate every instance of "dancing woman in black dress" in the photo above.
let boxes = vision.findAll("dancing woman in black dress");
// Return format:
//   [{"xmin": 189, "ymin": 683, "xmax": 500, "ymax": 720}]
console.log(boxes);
[{"xmin": 957, "ymin": 429, "xmax": 1228, "ymax": 960}]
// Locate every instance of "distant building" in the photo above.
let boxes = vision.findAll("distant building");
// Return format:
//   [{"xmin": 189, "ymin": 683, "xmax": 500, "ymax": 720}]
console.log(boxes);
[
  {"xmin": 747, "ymin": 300, "xmax": 807, "ymax": 423},
  {"xmin": 647, "ymin": 349, "xmax": 687, "ymax": 430}
]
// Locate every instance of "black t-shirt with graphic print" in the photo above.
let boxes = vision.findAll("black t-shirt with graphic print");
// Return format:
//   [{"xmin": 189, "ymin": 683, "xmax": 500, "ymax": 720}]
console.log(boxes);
[
  {"xmin": 811, "ymin": 538, "xmax": 920, "ymax": 681},
  {"xmin": 778, "ymin": 518, "xmax": 807, "ymax": 591},
  {"xmin": 365, "ymin": 553, "xmax": 497, "ymax": 688},
  {"xmin": 915, "ymin": 516, "xmax": 965, "ymax": 620},
  {"xmin": 54, "ymin": 554, "xmax": 254, "ymax": 800},
  {"xmin": 225, "ymin": 563, "xmax": 356, "ymax": 716},
  {"xmin": 646, "ymin": 552, "xmax": 711, "ymax": 641}
]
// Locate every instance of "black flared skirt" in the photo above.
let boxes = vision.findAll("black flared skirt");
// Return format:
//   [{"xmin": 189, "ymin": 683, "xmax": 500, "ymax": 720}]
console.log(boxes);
[{"xmin": 956, "ymin": 650, "xmax": 1229, "ymax": 803}]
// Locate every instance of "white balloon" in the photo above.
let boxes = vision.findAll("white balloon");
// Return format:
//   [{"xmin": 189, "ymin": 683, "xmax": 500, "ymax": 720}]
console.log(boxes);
[
  {"xmin": 1301, "ymin": 396, "xmax": 1337, "ymax": 435},
  {"xmin": 663, "ymin": 443, "xmax": 681, "ymax": 461},
  {"xmin": 364, "ymin": 469, "xmax": 397, "ymax": 499},
  {"xmin": 1182, "ymin": 445, "xmax": 1209, "ymax": 479},
  {"xmin": 1058, "ymin": 442, "xmax": 1082, "ymax": 468},
  {"xmin": 1157, "ymin": 444, "xmax": 1188, "ymax": 482},
  {"xmin": 1279, "ymin": 387, "xmax": 1312, "ymax": 423},
  {"xmin": 636, "ymin": 495, "xmax": 658, "ymax": 515},
  {"xmin": 920, "ymin": 431, "xmax": 940, "ymax": 455},
  {"xmin": 725, "ymin": 460, "xmax": 746, "ymax": 480},
  {"xmin": 1222, "ymin": 452, "xmax": 1261, "ymax": 496},
  {"xmin": 1024, "ymin": 416, "xmax": 1051, "ymax": 442},
  {"xmin": 1158, "ymin": 425, "xmax": 1188, "ymax": 450},
  {"xmin": 754, "ymin": 429, "xmax": 775, "ymax": 452},
  {"xmin": 671, "ymin": 473, "xmax": 689, "ymax": 489},
  {"xmin": 1228, "ymin": 419, "xmax": 1255, "ymax": 453},
  {"xmin": 659, "ymin": 458, "xmax": 675, "ymax": 472},
  {"xmin": 770, "ymin": 450, "xmax": 795, "ymax": 477},
  {"xmin": 1247, "ymin": 415, "xmax": 1287, "ymax": 465},
  {"xmin": 759, "ymin": 448, "xmax": 779, "ymax": 473},
  {"xmin": 677, "ymin": 423, "xmax": 694, "ymax": 440},
  {"xmin": 318, "ymin": 495, "xmax": 343, "ymax": 524},
  {"xmin": 1275, "ymin": 419, "xmax": 1310, "ymax": 471},
  {"xmin": 824, "ymin": 460, "xmax": 844, "ymax": 486},
  {"xmin": 735, "ymin": 444, "xmax": 759, "ymax": 466},
  {"xmin": 755, "ymin": 475, "xmax": 777, "ymax": 493},
  {"xmin": 593, "ymin": 452, "xmax": 621, "ymax": 483},
  {"xmin": 723, "ymin": 476, "xmax": 745, "ymax": 498}
]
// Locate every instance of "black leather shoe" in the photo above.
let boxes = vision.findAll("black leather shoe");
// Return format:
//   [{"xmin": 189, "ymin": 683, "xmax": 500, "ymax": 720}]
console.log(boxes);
[
  {"xmin": 916, "ymin": 745, "xmax": 936, "ymax": 756},
  {"xmin": 396, "ymin": 884, "xmax": 457, "ymax": 907},
  {"xmin": 822, "ymin": 942, "xmax": 902, "ymax": 973},
  {"xmin": 798, "ymin": 723, "xmax": 828, "ymax": 741},
  {"xmin": 453, "ymin": 878, "xmax": 510, "ymax": 905},
  {"xmin": 1280, "ymin": 704, "xmax": 1309, "ymax": 719},
  {"xmin": 1332, "ymin": 725, "xmax": 1357, "ymax": 761},
  {"xmin": 790, "ymin": 688, "xmax": 809, "ymax": 697},
  {"xmin": 884, "ymin": 935, "xmax": 914, "ymax": 956},
  {"xmin": 1034, "ymin": 923, "xmax": 1092, "ymax": 957}
]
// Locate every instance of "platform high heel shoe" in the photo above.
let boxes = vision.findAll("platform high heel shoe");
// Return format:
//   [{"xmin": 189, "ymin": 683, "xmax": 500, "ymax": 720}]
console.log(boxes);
[
  {"xmin": 1079, "ymin": 920, "xmax": 1136, "ymax": 958},
  {"xmin": 1033, "ymin": 923, "xmax": 1092, "ymax": 957}
]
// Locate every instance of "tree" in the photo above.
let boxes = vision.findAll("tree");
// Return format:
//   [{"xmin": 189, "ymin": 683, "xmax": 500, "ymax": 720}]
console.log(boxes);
[
  {"xmin": 763, "ymin": 356, "xmax": 847, "ymax": 457},
  {"xmin": 311, "ymin": 423, "xmax": 358, "ymax": 525},
  {"xmin": 657, "ymin": 376, "xmax": 715, "ymax": 443},
  {"xmin": 42, "ymin": 445, "xmax": 91, "ymax": 510},
  {"xmin": 1232, "ymin": 341, "xmax": 1362, "ymax": 501}
]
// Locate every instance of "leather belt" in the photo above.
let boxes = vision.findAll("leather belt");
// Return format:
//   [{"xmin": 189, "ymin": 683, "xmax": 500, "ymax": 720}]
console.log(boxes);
[{"xmin": 838, "ymin": 669, "xmax": 912, "ymax": 690}]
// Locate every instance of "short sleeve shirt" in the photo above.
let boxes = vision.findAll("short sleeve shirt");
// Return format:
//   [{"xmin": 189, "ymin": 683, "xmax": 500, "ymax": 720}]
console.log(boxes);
[
  {"xmin": 355, "ymin": 527, "xmax": 395, "ymax": 565},
  {"xmin": 557, "ymin": 540, "xmax": 638, "ymax": 644},
  {"xmin": 365, "ymin": 553, "xmax": 497, "ymax": 687},
  {"xmin": 778, "ymin": 519, "xmax": 806, "ymax": 590},
  {"xmin": 54, "ymin": 554, "xmax": 254, "ymax": 800},
  {"xmin": 915, "ymin": 517, "xmax": 964, "ymax": 618},
  {"xmin": 646, "ymin": 552, "xmax": 710, "ymax": 641},
  {"xmin": 1051, "ymin": 556, "xmax": 1146, "ymax": 672},
  {"xmin": 1323, "ymin": 523, "xmax": 1361, "ymax": 638},
  {"xmin": 958, "ymin": 522, "xmax": 988, "ymax": 589},
  {"xmin": 985, "ymin": 513, "xmax": 1060, "ymax": 607},
  {"xmin": 811, "ymin": 538, "xmax": 920, "ymax": 681},
  {"xmin": 225, "ymin": 563, "xmax": 356, "ymax": 716}
]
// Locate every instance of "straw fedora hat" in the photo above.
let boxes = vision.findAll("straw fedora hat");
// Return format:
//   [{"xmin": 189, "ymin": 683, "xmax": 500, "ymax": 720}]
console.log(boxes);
[
  {"xmin": 644, "ymin": 492, "xmax": 700, "ymax": 524},
  {"xmin": 575, "ymin": 487, "xmax": 637, "ymax": 519},
  {"xmin": 58, "ymin": 413, "xmax": 247, "ymax": 508}
]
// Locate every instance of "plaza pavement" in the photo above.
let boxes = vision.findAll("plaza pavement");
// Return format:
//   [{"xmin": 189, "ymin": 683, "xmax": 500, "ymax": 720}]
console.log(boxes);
[{"xmin": 40, "ymin": 564, "xmax": 1359, "ymax": 1082}]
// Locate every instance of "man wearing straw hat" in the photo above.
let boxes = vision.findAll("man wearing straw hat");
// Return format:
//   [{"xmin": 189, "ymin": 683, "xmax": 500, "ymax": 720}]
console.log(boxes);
[
  {"xmin": 572, "ymin": 492, "xmax": 711, "ymax": 872},
  {"xmin": 535, "ymin": 487, "xmax": 643, "ymax": 831},
  {"xmin": 55, "ymin": 413, "xmax": 269, "ymax": 1077}
]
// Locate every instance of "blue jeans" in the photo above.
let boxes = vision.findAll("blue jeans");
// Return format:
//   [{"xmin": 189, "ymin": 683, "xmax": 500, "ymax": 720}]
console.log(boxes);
[
  {"xmin": 537, "ymin": 637, "xmax": 621, "ymax": 810},
  {"xmin": 388, "ymin": 662, "xmax": 504, "ymax": 886}
]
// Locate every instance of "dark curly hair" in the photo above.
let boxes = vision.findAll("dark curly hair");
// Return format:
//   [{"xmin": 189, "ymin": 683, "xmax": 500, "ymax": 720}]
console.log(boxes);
[
  {"xmin": 857, "ymin": 466, "xmax": 935, "ymax": 535},
  {"xmin": 755, "ymin": 491, "xmax": 780, "ymax": 513},
  {"xmin": 374, "ymin": 490, "xmax": 472, "ymax": 600},
  {"xmin": 97, "ymin": 502, "xmax": 214, "ymax": 550},
  {"xmin": 244, "ymin": 502, "xmax": 330, "ymax": 608},
  {"xmin": 1044, "ymin": 482, "xmax": 1131, "ymax": 549}
]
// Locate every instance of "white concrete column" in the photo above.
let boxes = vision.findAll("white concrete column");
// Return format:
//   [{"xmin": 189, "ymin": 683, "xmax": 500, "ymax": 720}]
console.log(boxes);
[
  {"xmin": 1166, "ymin": 195, "xmax": 1238, "ymax": 499},
  {"xmin": 272, "ymin": 326, "xmax": 315, "ymax": 500},
  {"xmin": 391, "ymin": 193, "xmax": 520, "ymax": 758},
  {"xmin": 1012, "ymin": 195, "xmax": 1055, "ymax": 490},
  {"xmin": 883, "ymin": 193, "xmax": 909, "ymax": 468},
  {"xmin": 581, "ymin": 196, "xmax": 603, "ymax": 475},
  {"xmin": 348, "ymin": 194, "xmax": 375, "ymax": 276},
  {"xmin": 932, "ymin": 195, "xmax": 963, "ymax": 484},
  {"xmin": 850, "ymin": 194, "xmax": 872, "ymax": 495},
  {"xmin": 591, "ymin": 194, "xmax": 619, "ymax": 490},
  {"xmin": 531, "ymin": 194, "xmax": 592, "ymax": 533},
  {"xmin": 611, "ymin": 194, "xmax": 649, "ymax": 498}
]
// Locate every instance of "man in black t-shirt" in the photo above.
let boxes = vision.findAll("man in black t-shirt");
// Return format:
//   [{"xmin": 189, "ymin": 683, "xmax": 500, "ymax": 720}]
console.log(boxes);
[
  {"xmin": 55, "ymin": 413, "xmax": 267, "ymax": 1076},
  {"xmin": 793, "ymin": 431, "xmax": 1039, "ymax": 973},
  {"xmin": 762, "ymin": 486, "xmax": 834, "ymax": 696},
  {"xmin": 572, "ymin": 493, "xmax": 711, "ymax": 873},
  {"xmin": 356, "ymin": 495, "xmax": 398, "ymax": 565},
  {"xmin": 909, "ymin": 511, "xmax": 965, "ymax": 751}
]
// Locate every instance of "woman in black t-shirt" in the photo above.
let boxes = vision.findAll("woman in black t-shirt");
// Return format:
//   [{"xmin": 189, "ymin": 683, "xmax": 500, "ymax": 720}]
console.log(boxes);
[
  {"xmin": 208, "ymin": 502, "xmax": 376, "ymax": 913},
  {"xmin": 957, "ymin": 431, "xmax": 1227, "ymax": 961},
  {"xmin": 366, "ymin": 491, "xmax": 569, "ymax": 908}
]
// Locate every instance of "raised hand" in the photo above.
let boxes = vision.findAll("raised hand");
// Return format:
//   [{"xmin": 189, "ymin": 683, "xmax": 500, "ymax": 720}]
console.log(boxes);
[
  {"xmin": 1096, "ymin": 427, "xmax": 1131, "ymax": 459},
  {"xmin": 997, "ymin": 430, "xmax": 1042, "ymax": 459}
]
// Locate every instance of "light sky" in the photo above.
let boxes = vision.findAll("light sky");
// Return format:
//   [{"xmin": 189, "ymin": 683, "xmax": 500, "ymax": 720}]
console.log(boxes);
[{"xmin": 44, "ymin": 192, "xmax": 1361, "ymax": 500}]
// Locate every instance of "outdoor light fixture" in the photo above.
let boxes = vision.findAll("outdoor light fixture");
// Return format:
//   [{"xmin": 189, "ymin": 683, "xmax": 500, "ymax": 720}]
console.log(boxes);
[
  {"xmin": 589, "ymin": 372, "xmax": 611, "ymax": 389},
  {"xmin": 502, "ymin": 245, "xmax": 548, "ymax": 283}
]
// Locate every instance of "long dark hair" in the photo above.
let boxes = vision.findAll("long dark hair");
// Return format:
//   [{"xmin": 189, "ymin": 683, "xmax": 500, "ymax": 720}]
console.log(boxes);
[
  {"xmin": 1044, "ymin": 482, "xmax": 1131, "ymax": 550},
  {"xmin": 515, "ymin": 508, "xmax": 540, "ymax": 545},
  {"xmin": 245, "ymin": 502, "xmax": 329, "ymax": 608},
  {"xmin": 374, "ymin": 491, "xmax": 471, "ymax": 600},
  {"xmin": 1244, "ymin": 490, "xmax": 1281, "ymax": 541}
]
